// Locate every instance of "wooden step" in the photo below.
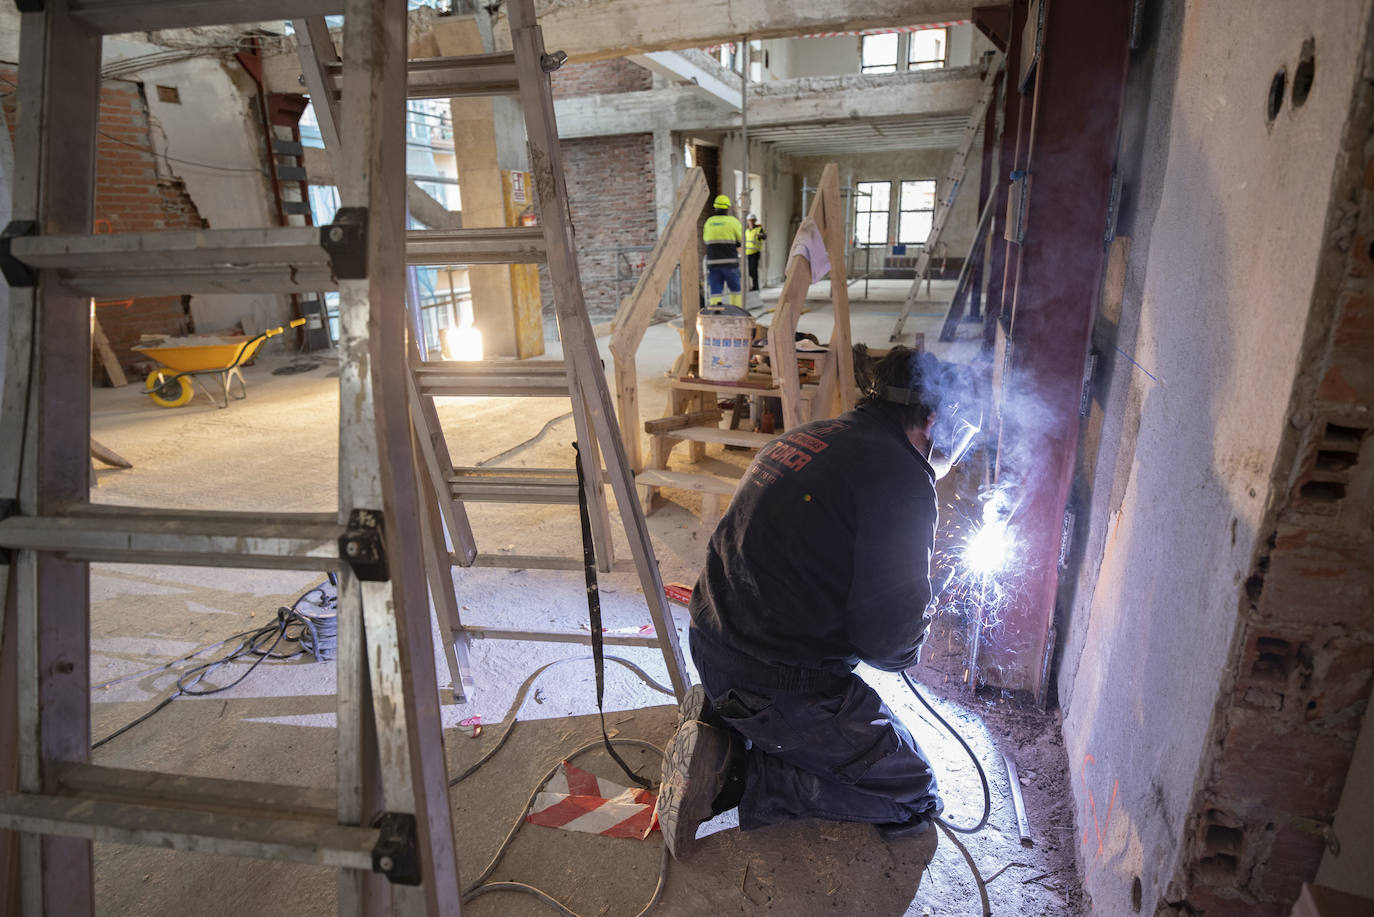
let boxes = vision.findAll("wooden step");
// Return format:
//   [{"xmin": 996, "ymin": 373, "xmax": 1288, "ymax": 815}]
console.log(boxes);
[
  {"xmin": 636, "ymin": 469, "xmax": 739, "ymax": 496},
  {"xmin": 658, "ymin": 425, "xmax": 774, "ymax": 449},
  {"xmin": 448, "ymin": 467, "xmax": 579, "ymax": 504}
]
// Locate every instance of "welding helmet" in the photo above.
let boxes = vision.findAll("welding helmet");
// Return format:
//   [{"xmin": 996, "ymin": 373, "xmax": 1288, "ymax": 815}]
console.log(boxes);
[
  {"xmin": 881, "ymin": 351, "xmax": 981, "ymax": 479},
  {"xmin": 713, "ymin": 194, "xmax": 732, "ymax": 210}
]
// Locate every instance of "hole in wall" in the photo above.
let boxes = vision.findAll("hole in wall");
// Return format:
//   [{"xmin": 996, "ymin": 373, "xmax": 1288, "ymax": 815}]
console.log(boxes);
[
  {"xmin": 1204, "ymin": 824, "xmax": 1245, "ymax": 855},
  {"xmin": 1196, "ymin": 853, "xmax": 1240, "ymax": 884},
  {"xmin": 1292, "ymin": 39, "xmax": 1315, "ymax": 108},
  {"xmin": 155, "ymin": 85, "xmax": 181, "ymax": 104},
  {"xmin": 1131, "ymin": 877, "xmax": 1144, "ymax": 912},
  {"xmin": 1267, "ymin": 67, "xmax": 1287, "ymax": 123},
  {"xmin": 1322, "ymin": 422, "xmax": 1368, "ymax": 449},
  {"xmin": 1251, "ymin": 637, "xmax": 1293, "ymax": 681},
  {"xmin": 1315, "ymin": 450, "xmax": 1357, "ymax": 473},
  {"xmin": 1299, "ymin": 480, "xmax": 1346, "ymax": 503}
]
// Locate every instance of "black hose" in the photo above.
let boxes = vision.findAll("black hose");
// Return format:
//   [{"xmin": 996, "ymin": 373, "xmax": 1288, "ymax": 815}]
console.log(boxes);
[{"xmin": 900, "ymin": 669, "xmax": 992, "ymax": 834}]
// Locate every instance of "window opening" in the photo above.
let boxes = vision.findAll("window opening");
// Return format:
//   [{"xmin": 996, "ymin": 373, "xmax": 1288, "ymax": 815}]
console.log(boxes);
[
  {"xmin": 898, "ymin": 180, "xmax": 937, "ymax": 245},
  {"xmin": 855, "ymin": 180, "xmax": 891, "ymax": 245}
]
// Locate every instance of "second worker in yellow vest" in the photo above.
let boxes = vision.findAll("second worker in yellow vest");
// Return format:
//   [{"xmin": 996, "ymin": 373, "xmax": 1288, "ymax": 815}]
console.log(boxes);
[{"xmin": 744, "ymin": 214, "xmax": 767, "ymax": 292}]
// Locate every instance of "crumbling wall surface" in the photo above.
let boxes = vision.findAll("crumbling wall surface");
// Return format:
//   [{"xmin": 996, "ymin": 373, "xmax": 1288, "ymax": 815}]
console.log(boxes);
[
  {"xmin": 1055, "ymin": 1, "xmax": 1374, "ymax": 915},
  {"xmin": 1, "ymin": 68, "xmax": 203, "ymax": 372},
  {"xmin": 551, "ymin": 57, "xmax": 652, "ymax": 99}
]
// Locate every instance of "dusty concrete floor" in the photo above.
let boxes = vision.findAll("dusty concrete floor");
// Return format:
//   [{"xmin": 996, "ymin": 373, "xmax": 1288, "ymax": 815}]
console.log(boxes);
[{"xmin": 84, "ymin": 279, "xmax": 1081, "ymax": 915}]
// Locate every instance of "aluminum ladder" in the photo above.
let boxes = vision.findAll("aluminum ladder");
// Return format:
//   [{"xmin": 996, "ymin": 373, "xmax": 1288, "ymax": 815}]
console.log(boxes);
[
  {"xmin": 0, "ymin": 1, "xmax": 463, "ymax": 914},
  {"xmin": 889, "ymin": 53, "xmax": 1005, "ymax": 343},
  {"xmin": 294, "ymin": 1, "xmax": 689, "ymax": 701}
]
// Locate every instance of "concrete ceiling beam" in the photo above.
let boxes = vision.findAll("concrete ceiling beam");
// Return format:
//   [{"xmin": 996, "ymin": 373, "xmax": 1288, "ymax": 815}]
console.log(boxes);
[
  {"xmin": 492, "ymin": 0, "xmax": 975, "ymax": 62},
  {"xmin": 554, "ymin": 67, "xmax": 982, "ymax": 139},
  {"xmin": 627, "ymin": 49, "xmax": 742, "ymax": 109}
]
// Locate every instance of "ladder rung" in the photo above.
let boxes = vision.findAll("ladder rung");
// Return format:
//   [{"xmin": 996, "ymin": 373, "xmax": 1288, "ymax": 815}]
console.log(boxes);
[
  {"xmin": 326, "ymin": 53, "xmax": 521, "ymax": 99},
  {"xmin": 448, "ymin": 468, "xmax": 579, "ymax": 504},
  {"xmin": 0, "ymin": 788, "xmax": 375, "ymax": 871},
  {"xmin": 277, "ymin": 166, "xmax": 309, "ymax": 182},
  {"xmin": 273, "ymin": 138, "xmax": 305, "ymax": 156},
  {"xmin": 414, "ymin": 360, "xmax": 570, "ymax": 397},
  {"xmin": 455, "ymin": 553, "xmax": 638, "ymax": 573},
  {"xmin": 68, "ymin": 0, "xmax": 344, "ymax": 34},
  {"xmin": 7, "ymin": 226, "xmax": 356, "ymax": 296},
  {"xmin": 456, "ymin": 625, "xmax": 659, "ymax": 648},
  {"xmin": 0, "ymin": 506, "xmax": 345, "ymax": 569},
  {"xmin": 283, "ymin": 201, "xmax": 314, "ymax": 216},
  {"xmin": 406, "ymin": 227, "xmax": 547, "ymax": 265}
]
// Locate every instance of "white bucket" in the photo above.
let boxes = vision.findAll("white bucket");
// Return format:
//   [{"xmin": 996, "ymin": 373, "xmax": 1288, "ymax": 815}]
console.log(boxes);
[{"xmin": 696, "ymin": 313, "xmax": 753, "ymax": 383}]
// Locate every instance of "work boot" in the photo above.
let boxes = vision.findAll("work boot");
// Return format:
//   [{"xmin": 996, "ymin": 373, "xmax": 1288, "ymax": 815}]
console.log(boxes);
[
  {"xmin": 877, "ymin": 811, "xmax": 934, "ymax": 841},
  {"xmin": 656, "ymin": 720, "xmax": 737, "ymax": 861},
  {"xmin": 677, "ymin": 683, "xmax": 717, "ymax": 727}
]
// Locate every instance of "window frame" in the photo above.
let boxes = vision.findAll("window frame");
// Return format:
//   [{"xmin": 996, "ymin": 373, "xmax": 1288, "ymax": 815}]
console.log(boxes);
[
  {"xmin": 897, "ymin": 179, "xmax": 938, "ymax": 246},
  {"xmin": 853, "ymin": 180, "xmax": 892, "ymax": 246},
  {"xmin": 907, "ymin": 28, "xmax": 948, "ymax": 70}
]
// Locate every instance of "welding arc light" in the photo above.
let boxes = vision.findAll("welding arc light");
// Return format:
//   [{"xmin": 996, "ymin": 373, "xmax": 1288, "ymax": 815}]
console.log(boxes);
[{"xmin": 964, "ymin": 522, "xmax": 1012, "ymax": 576}]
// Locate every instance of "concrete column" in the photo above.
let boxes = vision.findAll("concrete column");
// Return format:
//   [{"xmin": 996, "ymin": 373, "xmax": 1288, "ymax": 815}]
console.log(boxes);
[
  {"xmin": 652, "ymin": 126, "xmax": 678, "ymax": 232},
  {"xmin": 433, "ymin": 15, "xmax": 543, "ymax": 358}
]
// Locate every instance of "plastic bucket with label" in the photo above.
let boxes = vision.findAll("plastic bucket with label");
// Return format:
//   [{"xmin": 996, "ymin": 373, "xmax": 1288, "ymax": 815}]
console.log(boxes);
[{"xmin": 696, "ymin": 313, "xmax": 753, "ymax": 382}]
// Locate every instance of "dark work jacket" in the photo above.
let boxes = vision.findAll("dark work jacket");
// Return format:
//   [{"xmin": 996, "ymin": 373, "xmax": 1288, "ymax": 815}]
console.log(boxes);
[{"xmin": 688, "ymin": 403, "xmax": 938, "ymax": 695}]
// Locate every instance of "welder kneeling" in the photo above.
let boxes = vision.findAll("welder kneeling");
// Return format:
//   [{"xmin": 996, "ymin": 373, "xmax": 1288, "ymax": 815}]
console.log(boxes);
[{"xmin": 656, "ymin": 347, "xmax": 948, "ymax": 860}]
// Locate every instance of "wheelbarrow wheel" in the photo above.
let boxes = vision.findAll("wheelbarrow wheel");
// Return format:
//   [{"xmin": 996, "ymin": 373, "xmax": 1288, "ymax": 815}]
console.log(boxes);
[{"xmin": 145, "ymin": 369, "xmax": 193, "ymax": 408}]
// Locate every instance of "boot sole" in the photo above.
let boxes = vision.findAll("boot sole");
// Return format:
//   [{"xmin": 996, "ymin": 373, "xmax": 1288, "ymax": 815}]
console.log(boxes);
[{"xmin": 657, "ymin": 720, "xmax": 730, "ymax": 861}]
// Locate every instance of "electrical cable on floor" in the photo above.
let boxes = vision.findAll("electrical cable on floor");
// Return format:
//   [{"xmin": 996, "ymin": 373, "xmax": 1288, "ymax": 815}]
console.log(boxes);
[
  {"xmin": 458, "ymin": 738, "xmax": 669, "ymax": 917},
  {"xmin": 448, "ymin": 654, "xmax": 673, "ymax": 786},
  {"xmin": 901, "ymin": 669, "xmax": 992, "ymax": 834},
  {"xmin": 92, "ymin": 578, "xmax": 338, "ymax": 750},
  {"xmin": 937, "ymin": 820, "xmax": 993, "ymax": 917},
  {"xmin": 475, "ymin": 411, "xmax": 573, "ymax": 467}
]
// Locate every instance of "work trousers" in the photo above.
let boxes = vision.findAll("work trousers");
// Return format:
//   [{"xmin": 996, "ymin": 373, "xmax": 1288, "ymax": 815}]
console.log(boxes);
[
  {"xmin": 706, "ymin": 263, "xmax": 742, "ymax": 307},
  {"xmin": 747, "ymin": 252, "xmax": 761, "ymax": 291},
  {"xmin": 697, "ymin": 664, "xmax": 941, "ymax": 831}
]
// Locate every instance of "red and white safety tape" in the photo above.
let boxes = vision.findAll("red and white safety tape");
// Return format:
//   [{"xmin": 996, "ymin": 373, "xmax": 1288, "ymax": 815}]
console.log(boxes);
[{"xmin": 526, "ymin": 761, "xmax": 659, "ymax": 840}]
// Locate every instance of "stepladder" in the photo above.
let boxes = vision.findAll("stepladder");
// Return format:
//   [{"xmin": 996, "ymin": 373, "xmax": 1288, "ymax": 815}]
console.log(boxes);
[
  {"xmin": 293, "ymin": 2, "xmax": 691, "ymax": 703},
  {"xmin": 889, "ymin": 51, "xmax": 1005, "ymax": 343},
  {"xmin": 0, "ymin": 1, "xmax": 462, "ymax": 914}
]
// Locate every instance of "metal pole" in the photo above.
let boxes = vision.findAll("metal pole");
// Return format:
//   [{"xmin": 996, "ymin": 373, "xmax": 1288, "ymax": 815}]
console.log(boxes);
[{"xmin": 739, "ymin": 37, "xmax": 750, "ymax": 304}]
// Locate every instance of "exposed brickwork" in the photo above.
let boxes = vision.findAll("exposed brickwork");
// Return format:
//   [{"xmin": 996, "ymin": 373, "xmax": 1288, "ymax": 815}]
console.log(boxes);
[
  {"xmin": 1172, "ymin": 29, "xmax": 1374, "ymax": 917},
  {"xmin": 550, "ymin": 58, "xmax": 652, "ymax": 99},
  {"xmin": 543, "ymin": 133, "xmax": 657, "ymax": 318},
  {"xmin": 1, "ymin": 69, "xmax": 206, "ymax": 381}
]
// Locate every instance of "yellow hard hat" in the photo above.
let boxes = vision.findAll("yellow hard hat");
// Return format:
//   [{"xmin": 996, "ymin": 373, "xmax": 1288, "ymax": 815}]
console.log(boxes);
[{"xmin": 713, "ymin": 194, "xmax": 731, "ymax": 209}]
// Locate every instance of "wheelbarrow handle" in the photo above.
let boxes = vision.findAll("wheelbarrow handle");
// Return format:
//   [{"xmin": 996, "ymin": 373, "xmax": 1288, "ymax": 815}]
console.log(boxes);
[{"xmin": 264, "ymin": 318, "xmax": 308, "ymax": 338}]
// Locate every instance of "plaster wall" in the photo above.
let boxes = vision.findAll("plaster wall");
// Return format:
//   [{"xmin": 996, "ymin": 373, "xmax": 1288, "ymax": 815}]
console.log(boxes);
[
  {"xmin": 1055, "ymin": 1, "xmax": 1374, "ymax": 914},
  {"xmin": 135, "ymin": 58, "xmax": 286, "ymax": 335},
  {"xmin": 774, "ymin": 36, "xmax": 859, "ymax": 79}
]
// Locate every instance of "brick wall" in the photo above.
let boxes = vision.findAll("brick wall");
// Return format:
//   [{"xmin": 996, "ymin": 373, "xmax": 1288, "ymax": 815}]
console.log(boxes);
[
  {"xmin": 538, "ymin": 58, "xmax": 657, "ymax": 321},
  {"xmin": 1, "ymin": 69, "xmax": 206, "ymax": 382},
  {"xmin": 1170, "ymin": 40, "xmax": 1374, "ymax": 917},
  {"xmin": 550, "ymin": 58, "xmax": 652, "ymax": 99},
  {"xmin": 543, "ymin": 132, "xmax": 657, "ymax": 320}
]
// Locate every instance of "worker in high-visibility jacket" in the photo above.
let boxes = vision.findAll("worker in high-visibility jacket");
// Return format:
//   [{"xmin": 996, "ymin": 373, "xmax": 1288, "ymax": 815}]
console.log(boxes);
[
  {"xmin": 703, "ymin": 194, "xmax": 743, "ymax": 308},
  {"xmin": 744, "ymin": 214, "xmax": 767, "ymax": 292}
]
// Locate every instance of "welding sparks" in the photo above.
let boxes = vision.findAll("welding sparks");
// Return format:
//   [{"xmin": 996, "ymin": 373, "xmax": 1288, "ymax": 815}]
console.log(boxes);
[{"xmin": 963, "ymin": 520, "xmax": 1012, "ymax": 576}]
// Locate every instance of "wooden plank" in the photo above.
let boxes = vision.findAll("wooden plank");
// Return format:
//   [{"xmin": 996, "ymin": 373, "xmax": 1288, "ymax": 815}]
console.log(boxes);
[
  {"xmin": 54, "ymin": 765, "xmax": 337, "ymax": 820},
  {"xmin": 635, "ymin": 468, "xmax": 738, "ymax": 495},
  {"xmin": 643, "ymin": 409, "xmax": 723, "ymax": 434},
  {"xmin": 609, "ymin": 168, "xmax": 709, "ymax": 475},
  {"xmin": 416, "ymin": 458, "xmax": 472, "ymax": 703},
  {"xmin": 818, "ymin": 165, "xmax": 854, "ymax": 415},
  {"xmin": 89, "ymin": 309, "xmax": 126, "ymax": 387},
  {"xmin": 663, "ymin": 425, "xmax": 774, "ymax": 449}
]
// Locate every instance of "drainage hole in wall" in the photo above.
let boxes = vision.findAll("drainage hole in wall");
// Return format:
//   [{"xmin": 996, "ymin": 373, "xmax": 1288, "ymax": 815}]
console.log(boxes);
[
  {"xmin": 1292, "ymin": 39, "xmax": 1315, "ymax": 108},
  {"xmin": 1267, "ymin": 67, "xmax": 1287, "ymax": 122},
  {"xmin": 1299, "ymin": 480, "xmax": 1346, "ymax": 503}
]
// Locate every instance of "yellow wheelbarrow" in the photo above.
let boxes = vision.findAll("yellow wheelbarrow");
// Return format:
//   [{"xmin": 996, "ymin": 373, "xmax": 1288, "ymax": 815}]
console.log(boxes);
[{"xmin": 134, "ymin": 318, "xmax": 307, "ymax": 408}]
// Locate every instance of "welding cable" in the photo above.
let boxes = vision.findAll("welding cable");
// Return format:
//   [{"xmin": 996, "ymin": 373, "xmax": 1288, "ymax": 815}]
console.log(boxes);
[
  {"xmin": 459, "ymin": 737, "xmax": 669, "ymax": 917},
  {"xmin": 91, "ymin": 579, "xmax": 336, "ymax": 749},
  {"xmin": 448, "ymin": 653, "xmax": 674, "ymax": 786},
  {"xmin": 937, "ymin": 820, "xmax": 993, "ymax": 917},
  {"xmin": 900, "ymin": 670, "xmax": 992, "ymax": 835}
]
